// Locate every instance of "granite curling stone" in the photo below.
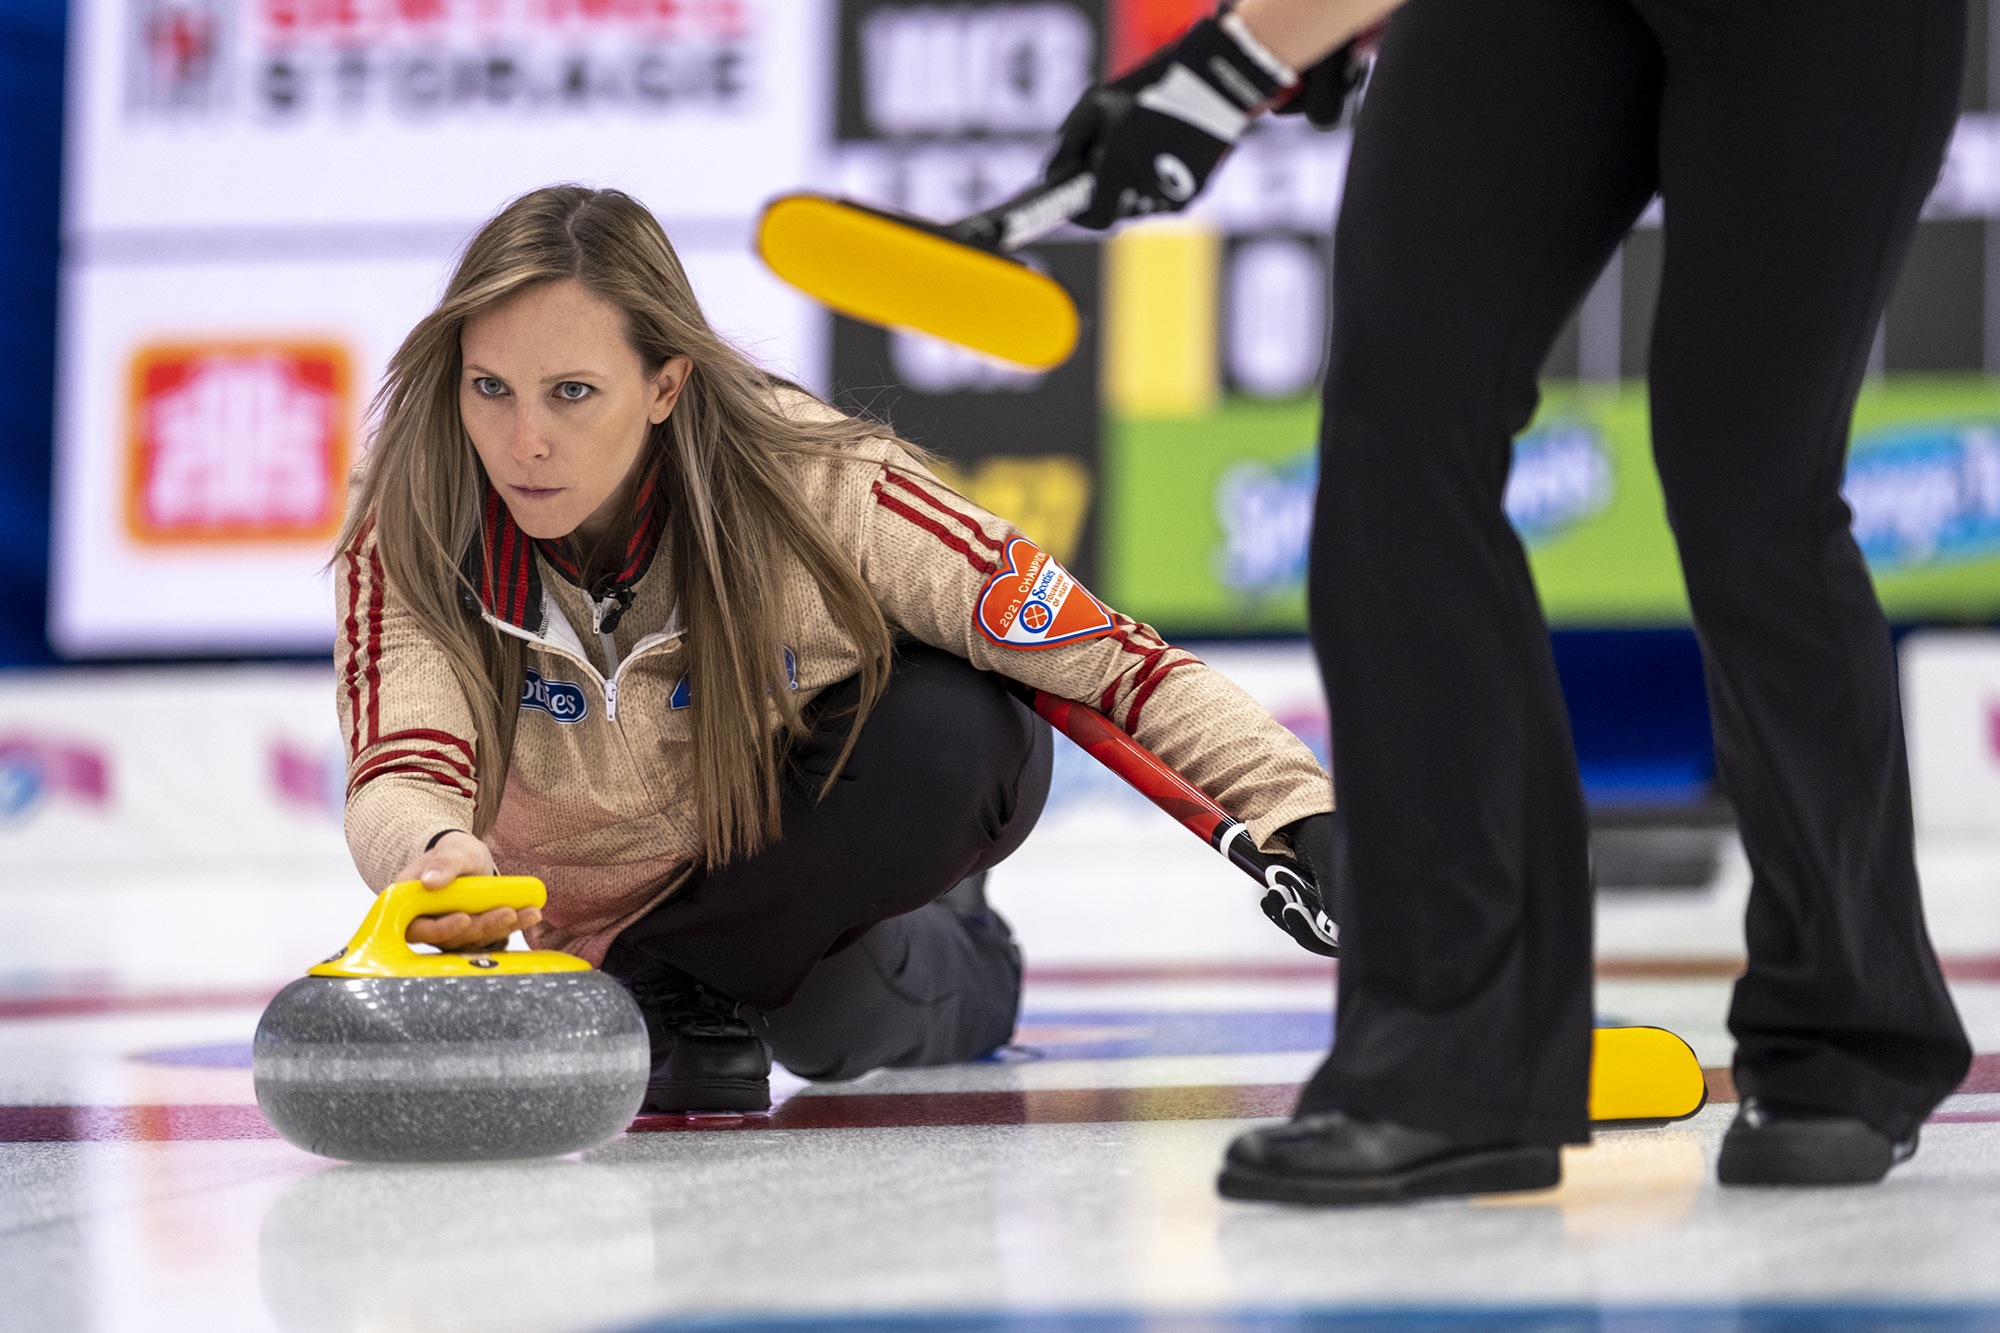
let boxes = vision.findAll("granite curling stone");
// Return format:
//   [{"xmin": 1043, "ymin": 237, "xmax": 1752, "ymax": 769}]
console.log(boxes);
[{"xmin": 254, "ymin": 876, "xmax": 650, "ymax": 1162}]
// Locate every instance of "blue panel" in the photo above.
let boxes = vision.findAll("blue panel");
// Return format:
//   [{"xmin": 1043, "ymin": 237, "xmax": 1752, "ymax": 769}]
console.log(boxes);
[
  {"xmin": 126, "ymin": 1011, "xmax": 1340, "ymax": 1072},
  {"xmin": 611, "ymin": 1305, "xmax": 2000, "ymax": 1333},
  {"xmin": 1550, "ymin": 628, "xmax": 1715, "ymax": 811},
  {"xmin": 1006, "ymin": 1010, "xmax": 1332, "ymax": 1060},
  {"xmin": 0, "ymin": 0, "xmax": 64, "ymax": 666}
]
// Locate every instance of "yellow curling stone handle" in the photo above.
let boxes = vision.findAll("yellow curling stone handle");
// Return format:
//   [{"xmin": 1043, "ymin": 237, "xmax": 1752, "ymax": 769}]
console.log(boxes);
[
  {"xmin": 308, "ymin": 876, "xmax": 591, "ymax": 979},
  {"xmin": 1590, "ymin": 1025, "xmax": 1708, "ymax": 1124}
]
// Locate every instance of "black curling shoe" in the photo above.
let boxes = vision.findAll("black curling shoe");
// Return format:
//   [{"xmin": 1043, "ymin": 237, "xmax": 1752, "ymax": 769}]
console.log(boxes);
[
  {"xmin": 634, "ymin": 970, "xmax": 771, "ymax": 1114},
  {"xmin": 1717, "ymin": 1097, "xmax": 1917, "ymax": 1186},
  {"xmin": 1218, "ymin": 1111, "xmax": 1561, "ymax": 1206}
]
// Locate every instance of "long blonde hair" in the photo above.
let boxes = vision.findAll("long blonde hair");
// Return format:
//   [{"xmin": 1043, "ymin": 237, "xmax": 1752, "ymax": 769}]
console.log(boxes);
[{"xmin": 340, "ymin": 185, "xmax": 894, "ymax": 863}]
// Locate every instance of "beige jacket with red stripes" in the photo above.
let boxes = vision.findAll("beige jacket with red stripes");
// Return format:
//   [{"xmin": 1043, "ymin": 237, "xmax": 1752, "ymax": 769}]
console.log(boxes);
[{"xmin": 337, "ymin": 401, "xmax": 1334, "ymax": 965}]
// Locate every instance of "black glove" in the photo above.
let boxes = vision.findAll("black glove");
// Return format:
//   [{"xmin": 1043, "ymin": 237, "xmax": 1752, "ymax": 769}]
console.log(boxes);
[
  {"xmin": 1261, "ymin": 811, "xmax": 1345, "ymax": 958},
  {"xmin": 1045, "ymin": 13, "xmax": 1297, "ymax": 230},
  {"xmin": 1270, "ymin": 38, "xmax": 1372, "ymax": 130}
]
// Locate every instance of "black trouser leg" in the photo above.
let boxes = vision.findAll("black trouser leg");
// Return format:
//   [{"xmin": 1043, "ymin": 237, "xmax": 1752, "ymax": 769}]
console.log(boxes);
[
  {"xmin": 756, "ymin": 899, "xmax": 1023, "ymax": 1081},
  {"xmin": 1302, "ymin": 0, "xmax": 1663, "ymax": 1146},
  {"xmin": 1305, "ymin": 0, "xmax": 1972, "ymax": 1148},
  {"xmin": 1637, "ymin": 0, "xmax": 1971, "ymax": 1140},
  {"xmin": 603, "ymin": 642, "xmax": 1051, "ymax": 1065}
]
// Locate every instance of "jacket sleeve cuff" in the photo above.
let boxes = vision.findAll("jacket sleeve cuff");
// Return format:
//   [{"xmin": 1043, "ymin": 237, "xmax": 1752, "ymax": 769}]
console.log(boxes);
[
  {"xmin": 1250, "ymin": 787, "xmax": 1336, "ymax": 856},
  {"xmin": 344, "ymin": 781, "xmax": 477, "ymax": 891}
]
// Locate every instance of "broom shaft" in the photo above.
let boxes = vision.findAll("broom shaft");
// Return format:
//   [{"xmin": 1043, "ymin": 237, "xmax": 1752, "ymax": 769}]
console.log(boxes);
[{"xmin": 1012, "ymin": 684, "xmax": 1297, "ymax": 888}]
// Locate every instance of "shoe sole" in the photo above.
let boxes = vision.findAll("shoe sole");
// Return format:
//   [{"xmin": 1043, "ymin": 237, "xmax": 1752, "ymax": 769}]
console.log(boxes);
[
  {"xmin": 1717, "ymin": 1123, "xmax": 1895, "ymax": 1186},
  {"xmin": 643, "ymin": 1079, "xmax": 771, "ymax": 1115},
  {"xmin": 1217, "ymin": 1145, "xmax": 1561, "ymax": 1206}
]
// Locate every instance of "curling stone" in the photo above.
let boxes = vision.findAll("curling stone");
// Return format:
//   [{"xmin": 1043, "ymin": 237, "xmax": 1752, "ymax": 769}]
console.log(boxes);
[{"xmin": 254, "ymin": 876, "xmax": 649, "ymax": 1162}]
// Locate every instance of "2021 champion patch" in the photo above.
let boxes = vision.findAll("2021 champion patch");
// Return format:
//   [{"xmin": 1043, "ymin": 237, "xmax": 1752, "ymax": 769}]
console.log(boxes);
[{"xmin": 975, "ymin": 536, "xmax": 1114, "ymax": 650}]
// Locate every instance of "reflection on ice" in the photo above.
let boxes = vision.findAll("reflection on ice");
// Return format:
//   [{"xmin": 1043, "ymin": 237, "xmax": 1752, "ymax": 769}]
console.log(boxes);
[{"xmin": 259, "ymin": 1159, "xmax": 651, "ymax": 1333}]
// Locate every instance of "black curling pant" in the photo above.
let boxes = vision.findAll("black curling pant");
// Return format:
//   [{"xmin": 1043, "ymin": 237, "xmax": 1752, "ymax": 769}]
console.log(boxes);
[
  {"xmin": 1304, "ymin": 0, "xmax": 1973, "ymax": 1146},
  {"xmin": 602, "ymin": 642, "xmax": 1052, "ymax": 1081}
]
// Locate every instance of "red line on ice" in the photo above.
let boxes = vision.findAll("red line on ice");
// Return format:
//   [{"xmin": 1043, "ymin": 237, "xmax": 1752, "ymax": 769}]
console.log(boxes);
[
  {"xmin": 0, "ymin": 1104, "xmax": 278, "ymax": 1142},
  {"xmin": 631, "ymin": 1083, "xmax": 1304, "ymax": 1133},
  {"xmin": 3, "ymin": 1055, "xmax": 1993, "ymax": 1142}
]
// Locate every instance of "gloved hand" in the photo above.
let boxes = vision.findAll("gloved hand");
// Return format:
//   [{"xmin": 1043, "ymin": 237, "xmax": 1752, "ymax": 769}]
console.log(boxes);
[
  {"xmin": 1269, "ymin": 35, "xmax": 1374, "ymax": 130},
  {"xmin": 1263, "ymin": 811, "xmax": 1346, "ymax": 957},
  {"xmin": 1045, "ymin": 12, "xmax": 1298, "ymax": 230}
]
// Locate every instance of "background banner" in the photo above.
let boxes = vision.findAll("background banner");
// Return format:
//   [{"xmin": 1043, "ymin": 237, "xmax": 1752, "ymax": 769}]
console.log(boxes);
[
  {"xmin": 55, "ymin": 0, "xmax": 828, "ymax": 653},
  {"xmin": 49, "ymin": 0, "xmax": 2000, "ymax": 655},
  {"xmin": 1102, "ymin": 379, "xmax": 2000, "ymax": 633},
  {"xmin": 826, "ymin": 0, "xmax": 1108, "ymax": 580}
]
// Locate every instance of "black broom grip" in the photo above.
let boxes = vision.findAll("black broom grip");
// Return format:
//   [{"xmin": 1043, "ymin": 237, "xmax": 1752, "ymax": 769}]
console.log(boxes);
[{"xmin": 949, "ymin": 171, "xmax": 1098, "ymax": 253}]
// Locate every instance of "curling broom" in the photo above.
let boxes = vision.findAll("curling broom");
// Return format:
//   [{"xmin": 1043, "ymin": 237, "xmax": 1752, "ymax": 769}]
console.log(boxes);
[
  {"xmin": 1019, "ymin": 685, "xmax": 1710, "ymax": 1127},
  {"xmin": 755, "ymin": 172, "xmax": 1096, "ymax": 372}
]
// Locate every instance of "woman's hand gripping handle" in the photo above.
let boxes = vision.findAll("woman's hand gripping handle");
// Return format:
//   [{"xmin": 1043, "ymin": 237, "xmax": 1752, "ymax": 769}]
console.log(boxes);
[{"xmin": 391, "ymin": 830, "xmax": 541, "ymax": 951}]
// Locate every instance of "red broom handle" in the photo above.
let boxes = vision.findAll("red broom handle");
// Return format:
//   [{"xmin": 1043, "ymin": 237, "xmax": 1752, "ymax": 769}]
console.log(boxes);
[{"xmin": 1018, "ymin": 687, "xmax": 1296, "ymax": 889}]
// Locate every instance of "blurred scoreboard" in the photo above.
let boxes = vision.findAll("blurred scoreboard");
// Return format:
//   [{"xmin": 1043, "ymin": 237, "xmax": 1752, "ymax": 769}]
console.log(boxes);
[{"xmin": 51, "ymin": 0, "xmax": 2000, "ymax": 655}]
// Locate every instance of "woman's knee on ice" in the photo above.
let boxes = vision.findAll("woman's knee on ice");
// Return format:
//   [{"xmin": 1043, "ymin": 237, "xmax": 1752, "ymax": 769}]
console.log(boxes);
[{"xmin": 755, "ymin": 902, "xmax": 1023, "ymax": 1082}]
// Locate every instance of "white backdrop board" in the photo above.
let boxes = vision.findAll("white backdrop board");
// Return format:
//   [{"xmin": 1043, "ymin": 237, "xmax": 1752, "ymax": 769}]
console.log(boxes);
[
  {"xmin": 53, "ymin": 0, "xmax": 834, "ymax": 653},
  {"xmin": 1904, "ymin": 629, "xmax": 2000, "ymax": 835},
  {"xmin": 0, "ymin": 664, "xmax": 350, "ymax": 868}
]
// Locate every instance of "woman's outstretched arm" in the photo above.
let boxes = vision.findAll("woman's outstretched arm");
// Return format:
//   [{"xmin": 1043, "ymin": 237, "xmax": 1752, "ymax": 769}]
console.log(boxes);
[
  {"xmin": 853, "ymin": 447, "xmax": 1333, "ymax": 854},
  {"xmin": 336, "ymin": 521, "xmax": 535, "ymax": 948}
]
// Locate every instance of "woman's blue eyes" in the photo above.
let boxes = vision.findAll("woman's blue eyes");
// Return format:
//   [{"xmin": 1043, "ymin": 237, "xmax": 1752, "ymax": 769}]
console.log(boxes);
[{"xmin": 468, "ymin": 378, "xmax": 592, "ymax": 401}]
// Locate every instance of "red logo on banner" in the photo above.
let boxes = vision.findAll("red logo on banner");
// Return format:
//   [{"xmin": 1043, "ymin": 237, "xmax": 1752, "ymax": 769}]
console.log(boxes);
[
  {"xmin": 0, "ymin": 734, "xmax": 111, "ymax": 821},
  {"xmin": 269, "ymin": 737, "xmax": 344, "ymax": 819},
  {"xmin": 975, "ymin": 536, "xmax": 1114, "ymax": 650},
  {"xmin": 126, "ymin": 342, "xmax": 351, "ymax": 544}
]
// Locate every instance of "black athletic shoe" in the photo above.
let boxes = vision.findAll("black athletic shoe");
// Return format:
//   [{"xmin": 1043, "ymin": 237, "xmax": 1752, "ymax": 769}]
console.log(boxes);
[
  {"xmin": 632, "ymin": 968, "xmax": 772, "ymax": 1114},
  {"xmin": 1218, "ymin": 1110, "xmax": 1561, "ymax": 1206},
  {"xmin": 1716, "ymin": 1097, "xmax": 1917, "ymax": 1186}
]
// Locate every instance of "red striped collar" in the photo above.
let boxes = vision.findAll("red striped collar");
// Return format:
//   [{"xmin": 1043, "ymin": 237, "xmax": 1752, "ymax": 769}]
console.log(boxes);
[{"xmin": 473, "ymin": 466, "xmax": 665, "ymax": 634}]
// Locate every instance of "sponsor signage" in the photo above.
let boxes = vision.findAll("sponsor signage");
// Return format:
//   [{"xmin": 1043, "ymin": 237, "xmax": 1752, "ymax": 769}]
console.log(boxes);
[
  {"xmin": 520, "ymin": 668, "xmax": 589, "ymax": 723},
  {"xmin": 59, "ymin": 0, "xmax": 2000, "ymax": 657},
  {"xmin": 56, "ymin": 0, "xmax": 825, "ymax": 654},
  {"xmin": 831, "ymin": 245, "xmax": 1105, "ymax": 578},
  {"xmin": 1214, "ymin": 453, "xmax": 1313, "ymax": 599},
  {"xmin": 1220, "ymin": 231, "xmax": 1330, "ymax": 399},
  {"xmin": 0, "ymin": 733, "xmax": 112, "ymax": 823},
  {"xmin": 829, "ymin": 0, "xmax": 1108, "ymax": 581},
  {"xmin": 1105, "ymin": 378, "xmax": 2000, "ymax": 633},
  {"xmin": 269, "ymin": 733, "xmax": 345, "ymax": 818},
  {"xmin": 125, "ymin": 340, "xmax": 351, "ymax": 545},
  {"xmin": 83, "ymin": 0, "xmax": 809, "ymax": 229},
  {"xmin": 0, "ymin": 666, "xmax": 351, "ymax": 866},
  {"xmin": 1845, "ymin": 422, "xmax": 2000, "ymax": 573},
  {"xmin": 1503, "ymin": 421, "xmax": 1614, "ymax": 548}
]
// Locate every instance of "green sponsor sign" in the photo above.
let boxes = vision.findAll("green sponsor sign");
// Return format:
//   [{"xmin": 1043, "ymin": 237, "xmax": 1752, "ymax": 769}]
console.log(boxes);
[{"xmin": 1104, "ymin": 375, "xmax": 2000, "ymax": 632}]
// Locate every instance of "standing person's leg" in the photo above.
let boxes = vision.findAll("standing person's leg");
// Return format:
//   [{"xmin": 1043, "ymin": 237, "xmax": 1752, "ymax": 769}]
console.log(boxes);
[
  {"xmin": 1223, "ymin": 0, "xmax": 1662, "ymax": 1203},
  {"xmin": 1638, "ymin": 0, "xmax": 1971, "ymax": 1182},
  {"xmin": 603, "ymin": 642, "xmax": 1052, "ymax": 1107}
]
